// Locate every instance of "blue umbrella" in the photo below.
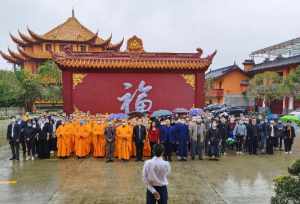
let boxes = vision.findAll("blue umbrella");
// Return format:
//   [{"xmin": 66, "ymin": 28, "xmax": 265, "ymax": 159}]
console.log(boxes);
[
  {"xmin": 151, "ymin": 110, "xmax": 172, "ymax": 118},
  {"xmin": 267, "ymin": 114, "xmax": 279, "ymax": 121},
  {"xmin": 173, "ymin": 108, "xmax": 189, "ymax": 114},
  {"xmin": 189, "ymin": 108, "xmax": 203, "ymax": 116},
  {"xmin": 108, "ymin": 113, "xmax": 128, "ymax": 120}
]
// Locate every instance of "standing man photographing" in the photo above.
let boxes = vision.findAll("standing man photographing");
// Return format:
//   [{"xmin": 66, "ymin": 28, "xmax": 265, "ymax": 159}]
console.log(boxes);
[
  {"xmin": 133, "ymin": 118, "xmax": 147, "ymax": 161},
  {"xmin": 143, "ymin": 144, "xmax": 171, "ymax": 204},
  {"xmin": 7, "ymin": 116, "xmax": 21, "ymax": 161}
]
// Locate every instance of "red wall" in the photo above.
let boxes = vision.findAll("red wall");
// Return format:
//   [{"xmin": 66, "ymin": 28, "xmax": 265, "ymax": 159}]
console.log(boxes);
[{"xmin": 70, "ymin": 72, "xmax": 196, "ymax": 114}]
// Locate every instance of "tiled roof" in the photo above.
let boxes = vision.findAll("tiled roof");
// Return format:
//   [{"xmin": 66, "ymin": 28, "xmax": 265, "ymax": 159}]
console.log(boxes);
[
  {"xmin": 53, "ymin": 50, "xmax": 216, "ymax": 71},
  {"xmin": 249, "ymin": 54, "xmax": 300, "ymax": 73},
  {"xmin": 205, "ymin": 64, "xmax": 241, "ymax": 79},
  {"xmin": 42, "ymin": 16, "xmax": 104, "ymax": 43}
]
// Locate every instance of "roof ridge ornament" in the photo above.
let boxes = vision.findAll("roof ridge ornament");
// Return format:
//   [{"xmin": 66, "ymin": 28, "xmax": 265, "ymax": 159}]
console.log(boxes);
[{"xmin": 127, "ymin": 35, "xmax": 144, "ymax": 52}]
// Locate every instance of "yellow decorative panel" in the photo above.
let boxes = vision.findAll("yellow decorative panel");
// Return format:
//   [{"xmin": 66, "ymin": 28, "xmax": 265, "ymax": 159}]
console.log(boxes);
[
  {"xmin": 181, "ymin": 74, "xmax": 195, "ymax": 89},
  {"xmin": 73, "ymin": 73, "xmax": 87, "ymax": 89},
  {"xmin": 127, "ymin": 35, "xmax": 144, "ymax": 52}
]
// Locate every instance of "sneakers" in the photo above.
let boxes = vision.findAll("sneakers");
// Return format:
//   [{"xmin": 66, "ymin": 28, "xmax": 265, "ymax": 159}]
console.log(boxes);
[
  {"xmin": 31, "ymin": 156, "xmax": 35, "ymax": 160},
  {"xmin": 289, "ymin": 151, "xmax": 293, "ymax": 154},
  {"xmin": 26, "ymin": 156, "xmax": 30, "ymax": 161}
]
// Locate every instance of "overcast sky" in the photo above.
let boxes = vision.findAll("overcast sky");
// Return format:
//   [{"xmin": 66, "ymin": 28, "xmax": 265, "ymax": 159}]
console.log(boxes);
[{"xmin": 1, "ymin": 0, "xmax": 300, "ymax": 71}]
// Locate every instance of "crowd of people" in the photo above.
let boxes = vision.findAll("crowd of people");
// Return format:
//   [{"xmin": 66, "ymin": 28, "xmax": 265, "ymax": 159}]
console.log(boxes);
[{"xmin": 6, "ymin": 111, "xmax": 296, "ymax": 162}]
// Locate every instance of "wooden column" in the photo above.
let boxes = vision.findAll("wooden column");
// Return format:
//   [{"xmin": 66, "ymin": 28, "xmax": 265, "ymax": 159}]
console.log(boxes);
[
  {"xmin": 195, "ymin": 71, "xmax": 205, "ymax": 108},
  {"xmin": 62, "ymin": 70, "xmax": 73, "ymax": 114}
]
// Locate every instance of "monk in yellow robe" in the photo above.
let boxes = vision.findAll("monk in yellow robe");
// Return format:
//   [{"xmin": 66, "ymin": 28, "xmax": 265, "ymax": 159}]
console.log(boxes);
[
  {"xmin": 92, "ymin": 121, "xmax": 106, "ymax": 157},
  {"xmin": 116, "ymin": 122, "xmax": 133, "ymax": 160},
  {"xmin": 74, "ymin": 121, "xmax": 91, "ymax": 158},
  {"xmin": 56, "ymin": 122, "xmax": 67, "ymax": 158},
  {"xmin": 143, "ymin": 135, "xmax": 151, "ymax": 157}
]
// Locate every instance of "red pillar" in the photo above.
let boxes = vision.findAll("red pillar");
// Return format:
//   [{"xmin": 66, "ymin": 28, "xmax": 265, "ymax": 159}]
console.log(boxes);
[
  {"xmin": 62, "ymin": 70, "xmax": 73, "ymax": 114},
  {"xmin": 195, "ymin": 71, "xmax": 205, "ymax": 108}
]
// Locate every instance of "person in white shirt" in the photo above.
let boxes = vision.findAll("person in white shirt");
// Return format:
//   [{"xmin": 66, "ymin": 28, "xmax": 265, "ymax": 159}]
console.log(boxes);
[{"xmin": 143, "ymin": 144, "xmax": 171, "ymax": 204}]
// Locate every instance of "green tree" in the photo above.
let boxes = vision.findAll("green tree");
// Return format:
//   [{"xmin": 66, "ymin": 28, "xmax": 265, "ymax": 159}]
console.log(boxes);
[
  {"xmin": 37, "ymin": 60, "xmax": 62, "ymax": 104},
  {"xmin": 15, "ymin": 69, "xmax": 43, "ymax": 112},
  {"xmin": 0, "ymin": 70, "xmax": 22, "ymax": 107},
  {"xmin": 247, "ymin": 71, "xmax": 282, "ymax": 108},
  {"xmin": 279, "ymin": 67, "xmax": 300, "ymax": 113}
]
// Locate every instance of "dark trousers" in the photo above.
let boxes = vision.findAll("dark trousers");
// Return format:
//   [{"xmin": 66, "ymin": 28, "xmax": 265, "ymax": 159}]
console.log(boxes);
[
  {"xmin": 248, "ymin": 139, "xmax": 258, "ymax": 155},
  {"xmin": 9, "ymin": 140, "xmax": 19, "ymax": 160},
  {"xmin": 26, "ymin": 139, "xmax": 35, "ymax": 156},
  {"xmin": 279, "ymin": 137, "xmax": 284, "ymax": 150},
  {"xmin": 236, "ymin": 135, "xmax": 244, "ymax": 152},
  {"xmin": 150, "ymin": 142, "xmax": 157, "ymax": 157},
  {"xmin": 284, "ymin": 138, "xmax": 293, "ymax": 152},
  {"xmin": 20, "ymin": 139, "xmax": 26, "ymax": 155},
  {"xmin": 106, "ymin": 142, "xmax": 114, "ymax": 161},
  {"xmin": 266, "ymin": 137, "xmax": 274, "ymax": 154},
  {"xmin": 135, "ymin": 142, "xmax": 144, "ymax": 160},
  {"xmin": 178, "ymin": 140, "xmax": 188, "ymax": 158},
  {"xmin": 146, "ymin": 186, "xmax": 168, "ymax": 204},
  {"xmin": 220, "ymin": 139, "xmax": 227, "ymax": 154},
  {"xmin": 162, "ymin": 142, "xmax": 172, "ymax": 161}
]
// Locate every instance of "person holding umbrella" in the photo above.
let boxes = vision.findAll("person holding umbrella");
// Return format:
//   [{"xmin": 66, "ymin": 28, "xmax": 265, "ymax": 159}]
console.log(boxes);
[{"xmin": 284, "ymin": 121, "xmax": 296, "ymax": 154}]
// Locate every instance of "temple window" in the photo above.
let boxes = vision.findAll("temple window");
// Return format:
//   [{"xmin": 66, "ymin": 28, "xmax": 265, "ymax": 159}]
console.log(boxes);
[
  {"xmin": 59, "ymin": 44, "xmax": 66, "ymax": 51},
  {"xmin": 45, "ymin": 44, "xmax": 52, "ymax": 52},
  {"xmin": 218, "ymin": 81, "xmax": 223, "ymax": 89},
  {"xmin": 80, "ymin": 45, "xmax": 87, "ymax": 52}
]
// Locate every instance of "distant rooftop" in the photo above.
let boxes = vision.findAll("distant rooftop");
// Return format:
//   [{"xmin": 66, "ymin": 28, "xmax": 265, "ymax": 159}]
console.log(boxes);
[
  {"xmin": 250, "ymin": 36, "xmax": 300, "ymax": 59},
  {"xmin": 249, "ymin": 54, "xmax": 300, "ymax": 73},
  {"xmin": 205, "ymin": 64, "xmax": 243, "ymax": 79}
]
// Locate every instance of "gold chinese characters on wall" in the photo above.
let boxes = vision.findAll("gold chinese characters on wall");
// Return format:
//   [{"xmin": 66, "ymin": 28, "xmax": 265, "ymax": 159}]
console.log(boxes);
[
  {"xmin": 73, "ymin": 73, "xmax": 87, "ymax": 89},
  {"xmin": 181, "ymin": 74, "xmax": 195, "ymax": 89}
]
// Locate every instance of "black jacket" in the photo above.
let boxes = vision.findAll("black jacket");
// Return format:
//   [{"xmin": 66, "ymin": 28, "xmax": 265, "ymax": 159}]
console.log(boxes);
[
  {"xmin": 7, "ymin": 123, "xmax": 21, "ymax": 141},
  {"xmin": 133, "ymin": 125, "xmax": 147, "ymax": 143},
  {"xmin": 284, "ymin": 126, "xmax": 296, "ymax": 139}
]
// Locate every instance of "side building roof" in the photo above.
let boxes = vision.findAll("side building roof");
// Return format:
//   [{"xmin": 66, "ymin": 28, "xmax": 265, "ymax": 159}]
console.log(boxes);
[
  {"xmin": 249, "ymin": 54, "xmax": 300, "ymax": 74},
  {"xmin": 205, "ymin": 64, "xmax": 245, "ymax": 79}
]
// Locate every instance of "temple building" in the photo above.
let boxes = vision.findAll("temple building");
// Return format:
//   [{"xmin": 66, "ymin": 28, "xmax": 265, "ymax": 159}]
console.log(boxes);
[
  {"xmin": 243, "ymin": 37, "xmax": 300, "ymax": 113},
  {"xmin": 53, "ymin": 35, "xmax": 216, "ymax": 114},
  {"xmin": 205, "ymin": 64, "xmax": 249, "ymax": 105},
  {"xmin": 0, "ymin": 10, "xmax": 123, "ymax": 73}
]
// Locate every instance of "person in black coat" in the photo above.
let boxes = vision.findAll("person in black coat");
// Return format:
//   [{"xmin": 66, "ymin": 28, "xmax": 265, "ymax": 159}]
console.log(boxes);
[
  {"xmin": 7, "ymin": 117, "xmax": 21, "ymax": 160},
  {"xmin": 218, "ymin": 117, "xmax": 228, "ymax": 155},
  {"xmin": 48, "ymin": 118, "xmax": 57, "ymax": 154},
  {"xmin": 276, "ymin": 121, "xmax": 285, "ymax": 151},
  {"xmin": 207, "ymin": 121, "xmax": 221, "ymax": 160},
  {"xmin": 133, "ymin": 118, "xmax": 147, "ymax": 161},
  {"xmin": 32, "ymin": 119, "xmax": 40, "ymax": 158},
  {"xmin": 248, "ymin": 118, "xmax": 259, "ymax": 155},
  {"xmin": 266, "ymin": 120, "xmax": 276, "ymax": 155},
  {"xmin": 24, "ymin": 119, "xmax": 36, "ymax": 160},
  {"xmin": 16, "ymin": 116, "xmax": 26, "ymax": 156},
  {"xmin": 38, "ymin": 118, "xmax": 51, "ymax": 159},
  {"xmin": 284, "ymin": 121, "xmax": 296, "ymax": 154}
]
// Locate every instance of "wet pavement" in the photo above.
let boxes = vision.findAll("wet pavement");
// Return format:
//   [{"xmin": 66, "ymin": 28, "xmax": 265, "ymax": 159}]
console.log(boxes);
[{"xmin": 0, "ymin": 122, "xmax": 299, "ymax": 204}]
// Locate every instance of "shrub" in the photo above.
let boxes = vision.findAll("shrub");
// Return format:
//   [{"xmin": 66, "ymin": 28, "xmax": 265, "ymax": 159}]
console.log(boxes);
[{"xmin": 271, "ymin": 160, "xmax": 300, "ymax": 204}]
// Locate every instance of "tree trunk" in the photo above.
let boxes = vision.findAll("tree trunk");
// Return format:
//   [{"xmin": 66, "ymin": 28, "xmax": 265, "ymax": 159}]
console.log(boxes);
[
  {"xmin": 288, "ymin": 96, "xmax": 294, "ymax": 111},
  {"xmin": 262, "ymin": 96, "xmax": 266, "ymax": 108},
  {"xmin": 282, "ymin": 96, "xmax": 287, "ymax": 114}
]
